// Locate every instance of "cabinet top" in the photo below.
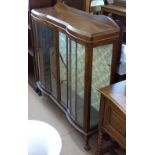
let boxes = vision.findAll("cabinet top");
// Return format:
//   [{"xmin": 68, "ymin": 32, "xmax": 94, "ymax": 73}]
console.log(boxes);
[
  {"xmin": 99, "ymin": 80, "xmax": 126, "ymax": 114},
  {"xmin": 31, "ymin": 2, "xmax": 120, "ymax": 43}
]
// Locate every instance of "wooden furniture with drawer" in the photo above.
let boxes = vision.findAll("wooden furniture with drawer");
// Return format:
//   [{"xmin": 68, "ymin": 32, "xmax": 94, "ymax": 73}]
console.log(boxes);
[{"xmin": 96, "ymin": 80, "xmax": 126, "ymax": 155}]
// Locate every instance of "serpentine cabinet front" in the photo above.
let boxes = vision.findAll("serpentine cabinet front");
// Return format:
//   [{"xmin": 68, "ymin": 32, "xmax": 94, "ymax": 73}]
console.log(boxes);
[{"xmin": 31, "ymin": 3, "xmax": 120, "ymax": 149}]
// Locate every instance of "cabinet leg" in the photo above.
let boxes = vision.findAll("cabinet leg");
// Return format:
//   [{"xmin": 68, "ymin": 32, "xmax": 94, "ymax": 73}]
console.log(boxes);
[
  {"xmin": 96, "ymin": 131, "xmax": 104, "ymax": 155},
  {"xmin": 84, "ymin": 136, "xmax": 91, "ymax": 150}
]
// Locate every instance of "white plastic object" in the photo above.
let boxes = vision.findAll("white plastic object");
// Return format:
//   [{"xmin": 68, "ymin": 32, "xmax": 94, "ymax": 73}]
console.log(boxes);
[{"xmin": 28, "ymin": 120, "xmax": 62, "ymax": 155}]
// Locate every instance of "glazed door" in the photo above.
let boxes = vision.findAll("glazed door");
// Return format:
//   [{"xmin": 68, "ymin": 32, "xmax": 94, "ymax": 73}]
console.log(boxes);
[
  {"xmin": 59, "ymin": 32, "xmax": 85, "ymax": 127},
  {"xmin": 33, "ymin": 21, "xmax": 57, "ymax": 98}
]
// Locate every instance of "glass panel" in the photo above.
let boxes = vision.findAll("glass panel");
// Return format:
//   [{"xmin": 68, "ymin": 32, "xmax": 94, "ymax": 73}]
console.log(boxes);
[
  {"xmin": 50, "ymin": 47, "xmax": 57, "ymax": 97},
  {"xmin": 59, "ymin": 32, "xmax": 67, "ymax": 107},
  {"xmin": 90, "ymin": 44, "xmax": 113, "ymax": 128},
  {"xmin": 68, "ymin": 38, "xmax": 71, "ymax": 112},
  {"xmin": 70, "ymin": 40, "xmax": 76, "ymax": 118},
  {"xmin": 76, "ymin": 43, "xmax": 85, "ymax": 127},
  {"xmin": 34, "ymin": 22, "xmax": 57, "ymax": 97},
  {"xmin": 68, "ymin": 39, "xmax": 85, "ymax": 127}
]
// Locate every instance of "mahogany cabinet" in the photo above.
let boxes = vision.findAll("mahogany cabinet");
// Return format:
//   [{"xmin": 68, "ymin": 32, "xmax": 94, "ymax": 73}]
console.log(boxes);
[{"xmin": 31, "ymin": 2, "xmax": 120, "ymax": 149}]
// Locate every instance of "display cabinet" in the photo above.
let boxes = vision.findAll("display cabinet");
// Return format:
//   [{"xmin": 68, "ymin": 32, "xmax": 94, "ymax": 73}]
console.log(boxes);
[{"xmin": 31, "ymin": 2, "xmax": 120, "ymax": 149}]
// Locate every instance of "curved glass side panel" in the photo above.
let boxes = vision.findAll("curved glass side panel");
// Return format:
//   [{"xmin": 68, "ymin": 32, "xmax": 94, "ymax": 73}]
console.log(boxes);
[
  {"xmin": 34, "ymin": 22, "xmax": 57, "ymax": 97},
  {"xmin": 76, "ymin": 43, "xmax": 85, "ymax": 127},
  {"xmin": 70, "ymin": 40, "xmax": 76, "ymax": 118},
  {"xmin": 68, "ymin": 39, "xmax": 85, "ymax": 127},
  {"xmin": 90, "ymin": 44, "xmax": 113, "ymax": 128}
]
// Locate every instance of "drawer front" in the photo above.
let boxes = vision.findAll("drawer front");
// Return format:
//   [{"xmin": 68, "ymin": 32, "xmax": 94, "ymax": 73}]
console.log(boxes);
[{"xmin": 103, "ymin": 99, "xmax": 126, "ymax": 148}]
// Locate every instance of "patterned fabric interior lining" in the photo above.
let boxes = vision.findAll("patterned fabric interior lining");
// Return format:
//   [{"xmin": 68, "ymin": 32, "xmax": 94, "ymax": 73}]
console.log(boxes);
[{"xmin": 90, "ymin": 44, "xmax": 112, "ymax": 127}]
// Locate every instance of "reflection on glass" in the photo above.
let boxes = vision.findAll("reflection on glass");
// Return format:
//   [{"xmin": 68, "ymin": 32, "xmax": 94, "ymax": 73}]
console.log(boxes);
[
  {"xmin": 90, "ymin": 44, "xmax": 113, "ymax": 128},
  {"xmin": 34, "ymin": 22, "xmax": 57, "ymax": 97}
]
